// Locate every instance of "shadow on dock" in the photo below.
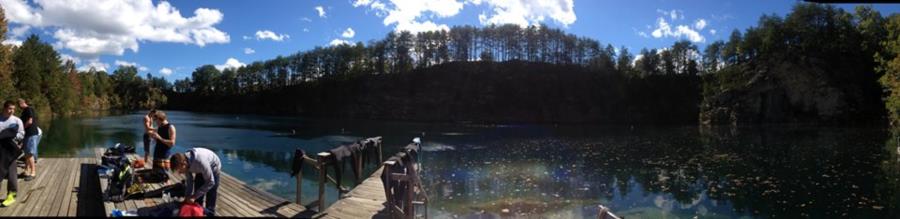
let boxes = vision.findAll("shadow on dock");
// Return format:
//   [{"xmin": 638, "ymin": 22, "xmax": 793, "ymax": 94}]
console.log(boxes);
[{"xmin": 77, "ymin": 163, "xmax": 105, "ymax": 216}]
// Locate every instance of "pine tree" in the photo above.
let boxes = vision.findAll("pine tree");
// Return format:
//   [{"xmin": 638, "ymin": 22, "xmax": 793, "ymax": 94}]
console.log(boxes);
[{"xmin": 0, "ymin": 7, "xmax": 16, "ymax": 102}]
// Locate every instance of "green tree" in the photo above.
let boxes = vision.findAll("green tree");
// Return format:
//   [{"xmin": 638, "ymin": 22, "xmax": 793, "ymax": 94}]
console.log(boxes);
[
  {"xmin": 616, "ymin": 46, "xmax": 635, "ymax": 77},
  {"xmin": 110, "ymin": 65, "xmax": 142, "ymax": 109},
  {"xmin": 12, "ymin": 35, "xmax": 44, "ymax": 104},
  {"xmin": 0, "ymin": 7, "xmax": 14, "ymax": 102},
  {"xmin": 703, "ymin": 41, "xmax": 725, "ymax": 74},
  {"xmin": 878, "ymin": 14, "xmax": 900, "ymax": 124},
  {"xmin": 190, "ymin": 64, "xmax": 222, "ymax": 96}
]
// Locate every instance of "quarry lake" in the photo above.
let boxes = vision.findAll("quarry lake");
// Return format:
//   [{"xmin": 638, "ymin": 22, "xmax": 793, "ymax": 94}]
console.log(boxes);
[{"xmin": 37, "ymin": 111, "xmax": 899, "ymax": 218}]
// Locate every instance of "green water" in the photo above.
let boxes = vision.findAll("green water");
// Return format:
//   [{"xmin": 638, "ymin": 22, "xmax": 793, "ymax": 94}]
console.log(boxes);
[{"xmin": 36, "ymin": 111, "xmax": 900, "ymax": 218}]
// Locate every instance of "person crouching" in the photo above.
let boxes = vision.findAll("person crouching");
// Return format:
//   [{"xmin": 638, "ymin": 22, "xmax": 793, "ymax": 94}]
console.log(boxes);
[{"xmin": 170, "ymin": 147, "xmax": 221, "ymax": 216}]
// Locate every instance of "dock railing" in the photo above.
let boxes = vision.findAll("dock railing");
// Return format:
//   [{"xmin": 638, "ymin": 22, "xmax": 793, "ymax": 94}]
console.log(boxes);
[
  {"xmin": 382, "ymin": 141, "xmax": 429, "ymax": 219},
  {"xmin": 290, "ymin": 136, "xmax": 384, "ymax": 211}
]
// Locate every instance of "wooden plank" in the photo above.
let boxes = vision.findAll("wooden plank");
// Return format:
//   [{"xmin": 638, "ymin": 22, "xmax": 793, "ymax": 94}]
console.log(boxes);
[
  {"xmin": 222, "ymin": 172, "xmax": 307, "ymax": 217},
  {"xmin": 319, "ymin": 166, "xmax": 388, "ymax": 219},
  {"xmin": 47, "ymin": 158, "xmax": 74, "ymax": 216},
  {"xmin": 219, "ymin": 175, "xmax": 284, "ymax": 209},
  {"xmin": 19, "ymin": 158, "xmax": 61, "ymax": 216},
  {"xmin": 55, "ymin": 158, "xmax": 79, "ymax": 216},
  {"xmin": 214, "ymin": 183, "xmax": 262, "ymax": 217},
  {"xmin": 64, "ymin": 158, "xmax": 87, "ymax": 216},
  {"xmin": 28, "ymin": 158, "xmax": 64, "ymax": 216},
  {"xmin": 218, "ymin": 173, "xmax": 304, "ymax": 216},
  {"xmin": 220, "ymin": 173, "xmax": 304, "ymax": 213},
  {"xmin": 59, "ymin": 158, "xmax": 81, "ymax": 216}
]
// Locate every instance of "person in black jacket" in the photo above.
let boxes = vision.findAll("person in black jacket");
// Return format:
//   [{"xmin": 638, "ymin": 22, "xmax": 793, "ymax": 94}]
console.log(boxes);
[
  {"xmin": 0, "ymin": 100, "xmax": 24, "ymax": 207},
  {"xmin": 17, "ymin": 98, "xmax": 39, "ymax": 181}
]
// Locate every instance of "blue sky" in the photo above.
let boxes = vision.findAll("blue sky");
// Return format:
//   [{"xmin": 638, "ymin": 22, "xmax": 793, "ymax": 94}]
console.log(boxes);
[{"xmin": 1, "ymin": 0, "xmax": 898, "ymax": 82}]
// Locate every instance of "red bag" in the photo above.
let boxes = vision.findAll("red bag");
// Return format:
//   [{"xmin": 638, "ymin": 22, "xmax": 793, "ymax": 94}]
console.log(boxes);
[
  {"xmin": 132, "ymin": 159, "xmax": 145, "ymax": 169},
  {"xmin": 179, "ymin": 202, "xmax": 204, "ymax": 217}
]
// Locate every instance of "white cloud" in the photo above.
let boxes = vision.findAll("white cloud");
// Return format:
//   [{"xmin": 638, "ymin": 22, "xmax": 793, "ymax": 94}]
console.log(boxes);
[
  {"xmin": 694, "ymin": 19, "xmax": 707, "ymax": 30},
  {"xmin": 255, "ymin": 30, "xmax": 289, "ymax": 41},
  {"xmin": 632, "ymin": 54, "xmax": 643, "ymax": 66},
  {"xmin": 709, "ymin": 29, "xmax": 717, "ymax": 35},
  {"xmin": 114, "ymin": 60, "xmax": 147, "ymax": 71},
  {"xmin": 329, "ymin": 39, "xmax": 352, "ymax": 46},
  {"xmin": 159, "ymin": 67, "xmax": 174, "ymax": 76},
  {"xmin": 303, "ymin": 28, "xmax": 310, "ymax": 32},
  {"xmin": 59, "ymin": 53, "xmax": 80, "ymax": 64},
  {"xmin": 2, "ymin": 39, "xmax": 23, "ymax": 46},
  {"xmin": 244, "ymin": 47, "xmax": 255, "ymax": 54},
  {"xmin": 301, "ymin": 17, "xmax": 312, "ymax": 22},
  {"xmin": 353, "ymin": 0, "xmax": 575, "ymax": 32},
  {"xmin": 638, "ymin": 31, "xmax": 648, "ymax": 38},
  {"xmin": 215, "ymin": 57, "xmax": 245, "ymax": 71},
  {"xmin": 472, "ymin": 0, "xmax": 576, "ymax": 28},
  {"xmin": 341, "ymin": 27, "xmax": 355, "ymax": 38},
  {"xmin": 0, "ymin": 0, "xmax": 230, "ymax": 59},
  {"xmin": 1, "ymin": 0, "xmax": 42, "ymax": 25},
  {"xmin": 315, "ymin": 6, "xmax": 326, "ymax": 18},
  {"xmin": 352, "ymin": 0, "xmax": 462, "ymax": 33},
  {"xmin": 650, "ymin": 17, "xmax": 705, "ymax": 43},
  {"xmin": 79, "ymin": 59, "xmax": 109, "ymax": 71},
  {"xmin": 242, "ymin": 35, "xmax": 252, "ymax": 40},
  {"xmin": 354, "ymin": 0, "xmax": 388, "ymax": 16},
  {"xmin": 114, "ymin": 60, "xmax": 137, "ymax": 67}
]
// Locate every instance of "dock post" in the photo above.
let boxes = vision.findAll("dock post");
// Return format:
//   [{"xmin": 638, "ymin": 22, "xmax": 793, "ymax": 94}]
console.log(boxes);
[
  {"xmin": 317, "ymin": 152, "xmax": 330, "ymax": 211},
  {"xmin": 377, "ymin": 139, "xmax": 383, "ymax": 163},
  {"xmin": 355, "ymin": 150, "xmax": 363, "ymax": 185},
  {"xmin": 296, "ymin": 164, "xmax": 302, "ymax": 205}
]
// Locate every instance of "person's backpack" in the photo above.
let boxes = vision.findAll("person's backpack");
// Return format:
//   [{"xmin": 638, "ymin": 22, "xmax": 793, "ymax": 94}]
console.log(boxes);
[{"xmin": 105, "ymin": 157, "xmax": 133, "ymax": 202}]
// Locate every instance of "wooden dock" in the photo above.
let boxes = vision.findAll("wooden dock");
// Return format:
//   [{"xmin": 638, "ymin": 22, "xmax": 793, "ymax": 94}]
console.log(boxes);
[
  {"xmin": 0, "ymin": 137, "xmax": 419, "ymax": 218},
  {"xmin": 93, "ymin": 149, "xmax": 314, "ymax": 217}
]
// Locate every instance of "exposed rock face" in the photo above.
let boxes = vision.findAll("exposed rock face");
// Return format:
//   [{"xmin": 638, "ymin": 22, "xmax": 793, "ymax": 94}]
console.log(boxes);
[{"xmin": 700, "ymin": 59, "xmax": 883, "ymax": 126}]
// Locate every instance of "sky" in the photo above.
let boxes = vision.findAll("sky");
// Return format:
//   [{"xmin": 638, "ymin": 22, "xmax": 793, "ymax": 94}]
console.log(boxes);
[{"xmin": 0, "ymin": 0, "xmax": 898, "ymax": 82}]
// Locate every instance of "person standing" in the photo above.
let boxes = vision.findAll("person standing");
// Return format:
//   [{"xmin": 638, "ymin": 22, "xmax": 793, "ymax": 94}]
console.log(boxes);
[
  {"xmin": 149, "ymin": 110, "xmax": 175, "ymax": 171},
  {"xmin": 0, "ymin": 101, "xmax": 23, "ymax": 206},
  {"xmin": 17, "ymin": 98, "xmax": 39, "ymax": 181},
  {"xmin": 170, "ymin": 147, "xmax": 221, "ymax": 216},
  {"xmin": 142, "ymin": 109, "xmax": 157, "ymax": 164}
]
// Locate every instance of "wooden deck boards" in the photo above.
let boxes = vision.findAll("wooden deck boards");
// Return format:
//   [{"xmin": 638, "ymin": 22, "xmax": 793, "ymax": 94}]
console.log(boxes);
[
  {"xmin": 316, "ymin": 167, "xmax": 391, "ymax": 219},
  {"xmin": 0, "ymin": 157, "xmax": 104, "ymax": 217},
  {"xmin": 93, "ymin": 149, "xmax": 313, "ymax": 217}
]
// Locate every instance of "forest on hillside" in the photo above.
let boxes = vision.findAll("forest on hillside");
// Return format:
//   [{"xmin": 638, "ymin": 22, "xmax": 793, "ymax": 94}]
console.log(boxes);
[{"xmin": 168, "ymin": 3, "xmax": 900, "ymax": 125}]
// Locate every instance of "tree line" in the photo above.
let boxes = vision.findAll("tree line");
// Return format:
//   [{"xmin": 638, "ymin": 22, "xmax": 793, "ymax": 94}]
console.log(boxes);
[
  {"xmin": 170, "ymin": 3, "xmax": 900, "ymax": 125},
  {"xmin": 174, "ymin": 23, "xmax": 720, "ymax": 98},
  {"xmin": 0, "ymin": 7, "xmax": 168, "ymax": 117}
]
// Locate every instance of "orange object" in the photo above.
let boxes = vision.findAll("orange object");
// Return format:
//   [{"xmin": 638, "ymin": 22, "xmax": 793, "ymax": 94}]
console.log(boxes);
[
  {"xmin": 132, "ymin": 159, "xmax": 145, "ymax": 169},
  {"xmin": 179, "ymin": 203, "xmax": 205, "ymax": 217}
]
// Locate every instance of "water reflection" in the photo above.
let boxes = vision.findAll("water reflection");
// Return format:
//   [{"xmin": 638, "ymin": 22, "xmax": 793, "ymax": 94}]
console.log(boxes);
[
  {"xmin": 34, "ymin": 111, "xmax": 900, "ymax": 218},
  {"xmin": 422, "ymin": 127, "xmax": 899, "ymax": 218}
]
